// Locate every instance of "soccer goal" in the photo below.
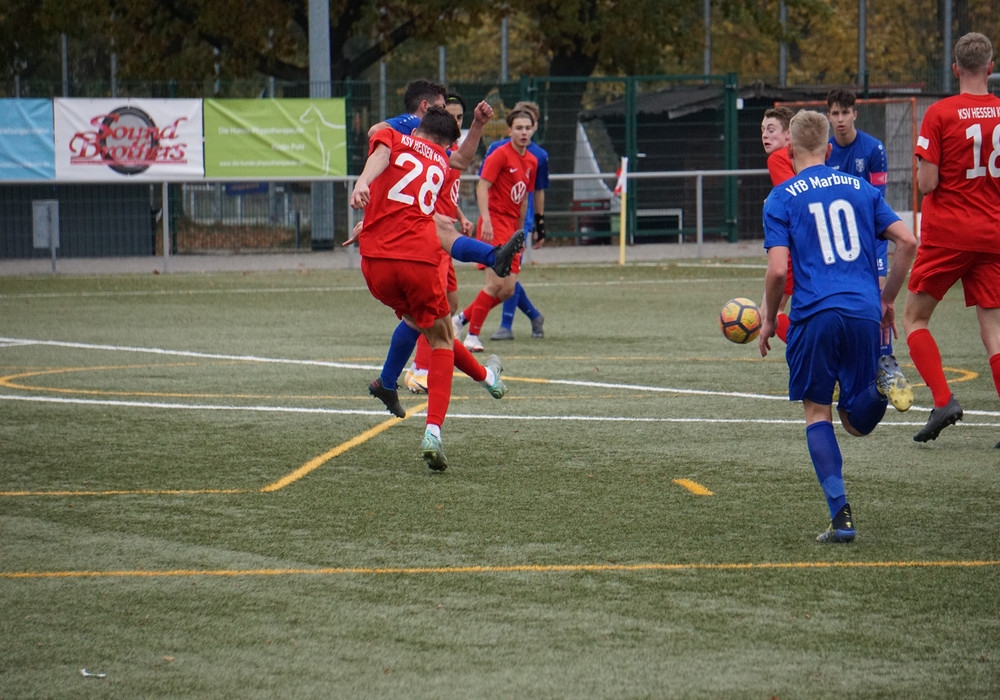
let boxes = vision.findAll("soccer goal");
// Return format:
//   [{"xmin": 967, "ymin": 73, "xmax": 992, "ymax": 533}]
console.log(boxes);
[{"xmin": 775, "ymin": 97, "xmax": 919, "ymax": 233}]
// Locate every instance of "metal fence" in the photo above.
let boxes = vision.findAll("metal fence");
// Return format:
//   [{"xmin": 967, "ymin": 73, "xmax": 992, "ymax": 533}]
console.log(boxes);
[{"xmin": 4, "ymin": 73, "xmax": 981, "ymax": 258}]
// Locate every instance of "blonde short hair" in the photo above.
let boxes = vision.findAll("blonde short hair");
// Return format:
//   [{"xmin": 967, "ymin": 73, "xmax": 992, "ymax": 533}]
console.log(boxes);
[
  {"xmin": 954, "ymin": 32, "xmax": 994, "ymax": 73},
  {"xmin": 789, "ymin": 110, "xmax": 830, "ymax": 155}
]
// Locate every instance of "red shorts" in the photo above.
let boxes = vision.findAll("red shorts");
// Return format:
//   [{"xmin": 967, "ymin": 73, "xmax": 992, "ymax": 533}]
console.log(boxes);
[
  {"xmin": 361, "ymin": 257, "xmax": 449, "ymax": 329},
  {"xmin": 444, "ymin": 257, "xmax": 457, "ymax": 293},
  {"xmin": 475, "ymin": 218, "xmax": 523, "ymax": 276},
  {"xmin": 908, "ymin": 245, "xmax": 1000, "ymax": 308}
]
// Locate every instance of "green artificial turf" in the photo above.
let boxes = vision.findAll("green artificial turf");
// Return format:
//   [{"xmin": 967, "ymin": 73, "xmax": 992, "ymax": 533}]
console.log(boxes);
[{"xmin": 1, "ymin": 262, "xmax": 998, "ymax": 698}]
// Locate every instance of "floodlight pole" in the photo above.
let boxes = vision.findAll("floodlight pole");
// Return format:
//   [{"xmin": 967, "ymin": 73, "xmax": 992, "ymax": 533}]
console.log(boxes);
[
  {"xmin": 308, "ymin": 0, "xmax": 335, "ymax": 249},
  {"xmin": 703, "ymin": 0, "xmax": 711, "ymax": 77},
  {"xmin": 858, "ymin": 0, "xmax": 868, "ymax": 96},
  {"xmin": 942, "ymin": 0, "xmax": 953, "ymax": 93}
]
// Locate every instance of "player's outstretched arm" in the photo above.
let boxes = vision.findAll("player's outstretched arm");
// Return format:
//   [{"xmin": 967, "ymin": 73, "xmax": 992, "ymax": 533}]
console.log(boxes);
[
  {"xmin": 449, "ymin": 101, "xmax": 494, "ymax": 170},
  {"xmin": 350, "ymin": 144, "xmax": 390, "ymax": 209},
  {"xmin": 368, "ymin": 121, "xmax": 391, "ymax": 138}
]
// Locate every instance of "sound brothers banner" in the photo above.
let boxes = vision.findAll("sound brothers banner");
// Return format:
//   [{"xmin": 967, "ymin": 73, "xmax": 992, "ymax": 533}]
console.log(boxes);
[
  {"xmin": 54, "ymin": 98, "xmax": 204, "ymax": 181},
  {"xmin": 0, "ymin": 99, "xmax": 56, "ymax": 181},
  {"xmin": 203, "ymin": 99, "xmax": 347, "ymax": 178}
]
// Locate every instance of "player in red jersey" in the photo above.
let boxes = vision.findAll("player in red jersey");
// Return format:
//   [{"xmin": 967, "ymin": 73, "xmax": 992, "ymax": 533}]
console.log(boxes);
[
  {"xmin": 406, "ymin": 93, "xmax": 482, "ymax": 393},
  {"xmin": 763, "ymin": 106, "xmax": 796, "ymax": 186},
  {"xmin": 453, "ymin": 109, "xmax": 537, "ymax": 352},
  {"xmin": 351, "ymin": 106, "xmax": 507, "ymax": 470},
  {"xmin": 403, "ymin": 94, "xmax": 466, "ymax": 393},
  {"xmin": 904, "ymin": 32, "xmax": 1000, "ymax": 445},
  {"xmin": 759, "ymin": 105, "xmax": 796, "ymax": 342}
]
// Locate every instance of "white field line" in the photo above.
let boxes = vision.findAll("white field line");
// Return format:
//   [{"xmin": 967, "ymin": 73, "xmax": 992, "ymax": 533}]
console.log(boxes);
[
  {"xmin": 1, "ymin": 394, "xmax": 999, "ymax": 428},
  {"xmin": 0, "ymin": 337, "xmax": 381, "ymax": 371},
  {"xmin": 0, "ymin": 275, "xmax": 758, "ymax": 301},
  {"xmin": 2, "ymin": 337, "xmax": 999, "ymax": 424},
  {"xmin": 0, "ymin": 286, "xmax": 367, "ymax": 300}
]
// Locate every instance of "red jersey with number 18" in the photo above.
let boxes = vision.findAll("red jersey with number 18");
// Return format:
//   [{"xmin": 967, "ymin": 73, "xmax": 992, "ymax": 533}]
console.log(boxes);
[
  {"xmin": 915, "ymin": 93, "xmax": 1000, "ymax": 252},
  {"xmin": 359, "ymin": 128, "xmax": 449, "ymax": 265}
]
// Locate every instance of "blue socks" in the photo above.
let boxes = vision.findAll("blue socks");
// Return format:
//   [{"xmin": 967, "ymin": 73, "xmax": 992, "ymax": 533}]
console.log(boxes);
[
  {"xmin": 880, "ymin": 336, "xmax": 893, "ymax": 357},
  {"xmin": 500, "ymin": 287, "xmax": 519, "ymax": 329},
  {"xmin": 848, "ymin": 384, "xmax": 888, "ymax": 436},
  {"xmin": 499, "ymin": 282, "xmax": 539, "ymax": 331},
  {"xmin": 806, "ymin": 421, "xmax": 847, "ymax": 519},
  {"xmin": 380, "ymin": 321, "xmax": 421, "ymax": 390},
  {"xmin": 516, "ymin": 282, "xmax": 539, "ymax": 319},
  {"xmin": 449, "ymin": 236, "xmax": 494, "ymax": 267}
]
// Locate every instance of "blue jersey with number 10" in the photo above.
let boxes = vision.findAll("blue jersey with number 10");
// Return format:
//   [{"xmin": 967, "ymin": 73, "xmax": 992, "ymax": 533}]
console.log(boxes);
[{"xmin": 762, "ymin": 163, "xmax": 900, "ymax": 325}]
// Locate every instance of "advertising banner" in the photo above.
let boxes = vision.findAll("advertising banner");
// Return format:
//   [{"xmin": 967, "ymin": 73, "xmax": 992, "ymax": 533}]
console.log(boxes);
[
  {"xmin": 203, "ymin": 99, "xmax": 347, "ymax": 178},
  {"xmin": 0, "ymin": 99, "xmax": 56, "ymax": 181},
  {"xmin": 54, "ymin": 98, "xmax": 204, "ymax": 181}
]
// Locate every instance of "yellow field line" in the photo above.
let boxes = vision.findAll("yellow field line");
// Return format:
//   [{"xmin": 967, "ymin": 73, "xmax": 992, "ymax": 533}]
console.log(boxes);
[
  {"xmin": 3, "ymin": 560, "xmax": 998, "ymax": 580},
  {"xmin": 674, "ymin": 478, "xmax": 714, "ymax": 495},
  {"xmin": 260, "ymin": 401, "xmax": 427, "ymax": 492},
  {"xmin": 2, "ymin": 401, "xmax": 425, "ymax": 497}
]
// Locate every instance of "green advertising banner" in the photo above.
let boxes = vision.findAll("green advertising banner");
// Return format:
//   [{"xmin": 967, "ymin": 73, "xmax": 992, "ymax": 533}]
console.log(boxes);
[{"xmin": 203, "ymin": 99, "xmax": 347, "ymax": 178}]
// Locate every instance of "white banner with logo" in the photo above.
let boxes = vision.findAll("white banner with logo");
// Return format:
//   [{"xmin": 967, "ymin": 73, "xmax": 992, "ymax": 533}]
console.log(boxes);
[{"xmin": 54, "ymin": 99, "xmax": 204, "ymax": 181}]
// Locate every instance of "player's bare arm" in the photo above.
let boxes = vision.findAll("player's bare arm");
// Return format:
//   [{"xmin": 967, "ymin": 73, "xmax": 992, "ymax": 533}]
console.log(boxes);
[
  {"xmin": 916, "ymin": 158, "xmax": 940, "ymax": 194},
  {"xmin": 877, "ymin": 220, "xmax": 918, "ymax": 337},
  {"xmin": 350, "ymin": 144, "xmax": 391, "ymax": 209},
  {"xmin": 457, "ymin": 209, "xmax": 474, "ymax": 236},
  {"xmin": 449, "ymin": 101, "xmax": 494, "ymax": 170},
  {"xmin": 759, "ymin": 246, "xmax": 789, "ymax": 357},
  {"xmin": 476, "ymin": 177, "xmax": 495, "ymax": 242},
  {"xmin": 342, "ymin": 220, "xmax": 363, "ymax": 247},
  {"xmin": 367, "ymin": 121, "xmax": 390, "ymax": 138}
]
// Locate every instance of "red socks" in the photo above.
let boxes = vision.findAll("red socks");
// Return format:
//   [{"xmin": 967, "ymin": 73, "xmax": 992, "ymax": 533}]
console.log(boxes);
[
  {"xmin": 453, "ymin": 340, "xmax": 487, "ymax": 382},
  {"xmin": 425, "ymin": 348, "xmax": 454, "ymax": 428},
  {"xmin": 990, "ymin": 353, "xmax": 1000, "ymax": 401},
  {"xmin": 462, "ymin": 290, "xmax": 501, "ymax": 336},
  {"xmin": 907, "ymin": 328, "xmax": 951, "ymax": 407},
  {"xmin": 413, "ymin": 334, "xmax": 431, "ymax": 371}
]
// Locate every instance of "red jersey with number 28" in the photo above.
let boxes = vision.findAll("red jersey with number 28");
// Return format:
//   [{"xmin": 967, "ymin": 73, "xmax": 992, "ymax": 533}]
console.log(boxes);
[
  {"xmin": 915, "ymin": 92, "xmax": 1000, "ymax": 252},
  {"xmin": 359, "ymin": 128, "xmax": 449, "ymax": 265},
  {"xmin": 479, "ymin": 142, "xmax": 537, "ymax": 243}
]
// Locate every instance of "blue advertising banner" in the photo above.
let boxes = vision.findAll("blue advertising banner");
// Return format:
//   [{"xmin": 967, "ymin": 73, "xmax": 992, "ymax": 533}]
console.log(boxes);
[{"xmin": 0, "ymin": 99, "xmax": 56, "ymax": 181}]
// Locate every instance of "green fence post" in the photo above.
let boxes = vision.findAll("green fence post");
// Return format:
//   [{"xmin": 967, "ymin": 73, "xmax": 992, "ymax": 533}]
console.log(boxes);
[
  {"xmin": 625, "ymin": 76, "xmax": 638, "ymax": 244},
  {"xmin": 723, "ymin": 72, "xmax": 738, "ymax": 242}
]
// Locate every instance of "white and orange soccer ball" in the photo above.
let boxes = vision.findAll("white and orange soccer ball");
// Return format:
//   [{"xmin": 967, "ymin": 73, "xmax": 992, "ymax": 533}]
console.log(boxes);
[{"xmin": 719, "ymin": 297, "xmax": 761, "ymax": 344}]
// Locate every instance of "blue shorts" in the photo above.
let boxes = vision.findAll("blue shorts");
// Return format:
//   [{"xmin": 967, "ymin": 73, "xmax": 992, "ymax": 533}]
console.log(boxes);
[{"xmin": 786, "ymin": 309, "xmax": 880, "ymax": 410}]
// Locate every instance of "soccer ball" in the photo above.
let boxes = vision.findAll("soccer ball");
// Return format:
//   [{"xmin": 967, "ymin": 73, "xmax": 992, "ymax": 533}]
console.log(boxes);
[{"xmin": 719, "ymin": 297, "xmax": 761, "ymax": 344}]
